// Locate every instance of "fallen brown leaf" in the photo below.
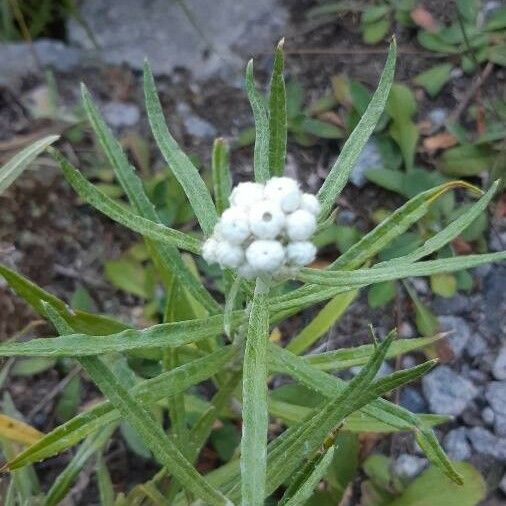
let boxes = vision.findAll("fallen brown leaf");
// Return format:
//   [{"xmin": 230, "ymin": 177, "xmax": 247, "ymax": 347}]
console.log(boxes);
[
  {"xmin": 423, "ymin": 132, "xmax": 458, "ymax": 154},
  {"xmin": 411, "ymin": 5, "xmax": 439, "ymax": 32}
]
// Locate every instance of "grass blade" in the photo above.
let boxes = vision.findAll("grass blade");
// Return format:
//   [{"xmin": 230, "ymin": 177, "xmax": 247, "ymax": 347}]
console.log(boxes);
[
  {"xmin": 268, "ymin": 39, "xmax": 287, "ymax": 177},
  {"xmin": 0, "ymin": 414, "xmax": 43, "ymax": 446},
  {"xmin": 0, "ymin": 135, "xmax": 59, "ymax": 194},
  {"xmin": 297, "ymin": 251, "xmax": 506, "ymax": 286},
  {"xmin": 97, "ymin": 454, "xmax": 115, "ymax": 506},
  {"xmin": 143, "ymin": 60, "xmax": 218, "ymax": 235},
  {"xmin": 212, "ymin": 137, "xmax": 232, "ymax": 215},
  {"xmin": 81, "ymin": 84, "xmax": 220, "ymax": 314},
  {"xmin": 241, "ymin": 278, "xmax": 270, "ymax": 505},
  {"xmin": 245, "ymin": 60, "xmax": 270, "ymax": 182},
  {"xmin": 7, "ymin": 346, "xmax": 237, "ymax": 469},
  {"xmin": 52, "ymin": 149, "xmax": 202, "ymax": 254},
  {"xmin": 317, "ymin": 39, "xmax": 396, "ymax": 220}
]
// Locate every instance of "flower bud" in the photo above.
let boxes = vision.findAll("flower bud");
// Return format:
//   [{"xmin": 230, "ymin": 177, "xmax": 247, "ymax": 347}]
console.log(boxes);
[
  {"xmin": 300, "ymin": 193, "xmax": 320, "ymax": 216},
  {"xmin": 237, "ymin": 262, "xmax": 258, "ymax": 279},
  {"xmin": 230, "ymin": 182, "xmax": 265, "ymax": 209},
  {"xmin": 202, "ymin": 237, "xmax": 218, "ymax": 264},
  {"xmin": 246, "ymin": 240, "xmax": 285, "ymax": 273},
  {"xmin": 285, "ymin": 209, "xmax": 317, "ymax": 241},
  {"xmin": 264, "ymin": 177, "xmax": 301, "ymax": 213},
  {"xmin": 220, "ymin": 207, "xmax": 250, "ymax": 244},
  {"xmin": 286, "ymin": 241, "xmax": 317, "ymax": 266},
  {"xmin": 248, "ymin": 201, "xmax": 285, "ymax": 239},
  {"xmin": 216, "ymin": 241, "xmax": 244, "ymax": 268}
]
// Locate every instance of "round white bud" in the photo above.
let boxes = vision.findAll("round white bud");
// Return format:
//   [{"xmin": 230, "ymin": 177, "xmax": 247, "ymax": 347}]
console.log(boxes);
[
  {"xmin": 237, "ymin": 262, "xmax": 258, "ymax": 280},
  {"xmin": 285, "ymin": 209, "xmax": 317, "ymax": 241},
  {"xmin": 264, "ymin": 177, "xmax": 301, "ymax": 213},
  {"xmin": 202, "ymin": 237, "xmax": 218, "ymax": 264},
  {"xmin": 246, "ymin": 240, "xmax": 285, "ymax": 273},
  {"xmin": 229, "ymin": 182, "xmax": 265, "ymax": 209},
  {"xmin": 300, "ymin": 193, "xmax": 320, "ymax": 216},
  {"xmin": 219, "ymin": 207, "xmax": 250, "ymax": 244},
  {"xmin": 248, "ymin": 201, "xmax": 285, "ymax": 239},
  {"xmin": 286, "ymin": 241, "xmax": 317, "ymax": 266},
  {"xmin": 216, "ymin": 241, "xmax": 244, "ymax": 268}
]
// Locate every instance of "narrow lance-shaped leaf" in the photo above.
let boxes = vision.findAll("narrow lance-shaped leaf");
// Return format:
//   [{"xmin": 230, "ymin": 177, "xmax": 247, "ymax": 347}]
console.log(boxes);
[
  {"xmin": 245, "ymin": 60, "xmax": 270, "ymax": 182},
  {"xmin": 296, "ymin": 251, "xmax": 506, "ymax": 287},
  {"xmin": 317, "ymin": 39, "xmax": 396, "ymax": 220},
  {"xmin": 81, "ymin": 84, "xmax": 220, "ymax": 314},
  {"xmin": 268, "ymin": 39, "xmax": 287, "ymax": 177},
  {"xmin": 51, "ymin": 149, "xmax": 202, "ymax": 254},
  {"xmin": 143, "ymin": 60, "xmax": 218, "ymax": 235},
  {"xmin": 212, "ymin": 137, "xmax": 232, "ymax": 215},
  {"xmin": 241, "ymin": 278, "xmax": 270, "ymax": 505},
  {"xmin": 0, "ymin": 135, "xmax": 59, "ymax": 195}
]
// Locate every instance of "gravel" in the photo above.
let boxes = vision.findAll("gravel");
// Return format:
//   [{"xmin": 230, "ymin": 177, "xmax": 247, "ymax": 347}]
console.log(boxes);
[
  {"xmin": 485, "ymin": 381, "xmax": 506, "ymax": 437},
  {"xmin": 422, "ymin": 365, "xmax": 478, "ymax": 416},
  {"xmin": 443, "ymin": 427, "xmax": 472, "ymax": 461},
  {"xmin": 437, "ymin": 315, "xmax": 471, "ymax": 359},
  {"xmin": 102, "ymin": 102, "xmax": 141, "ymax": 128},
  {"xmin": 467, "ymin": 427, "xmax": 506, "ymax": 461},
  {"xmin": 492, "ymin": 346, "xmax": 506, "ymax": 380},
  {"xmin": 392, "ymin": 454, "xmax": 427, "ymax": 480}
]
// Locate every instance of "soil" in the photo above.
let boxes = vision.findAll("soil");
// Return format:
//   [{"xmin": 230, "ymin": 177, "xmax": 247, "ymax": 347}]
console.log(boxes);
[{"xmin": 0, "ymin": 0, "xmax": 504, "ymax": 504}]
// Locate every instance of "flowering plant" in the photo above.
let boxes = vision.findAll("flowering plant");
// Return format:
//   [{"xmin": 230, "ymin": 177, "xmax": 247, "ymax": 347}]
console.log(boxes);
[{"xmin": 0, "ymin": 37, "xmax": 504, "ymax": 505}]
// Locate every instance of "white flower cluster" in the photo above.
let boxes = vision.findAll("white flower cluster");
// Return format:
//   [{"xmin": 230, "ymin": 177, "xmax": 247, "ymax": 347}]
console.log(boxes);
[{"xmin": 203, "ymin": 177, "xmax": 319, "ymax": 279}]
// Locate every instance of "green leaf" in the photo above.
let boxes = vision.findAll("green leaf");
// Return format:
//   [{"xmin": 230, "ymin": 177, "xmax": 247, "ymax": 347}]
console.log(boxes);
[
  {"xmin": 404, "ymin": 282, "xmax": 439, "ymax": 337},
  {"xmin": 7, "ymin": 346, "xmax": 236, "ymax": 469},
  {"xmin": 55, "ymin": 374, "xmax": 81, "ymax": 422},
  {"xmin": 368, "ymin": 281, "xmax": 396, "ymax": 308},
  {"xmin": 287, "ymin": 290, "xmax": 358, "ymax": 354},
  {"xmin": 300, "ymin": 117, "xmax": 344, "ymax": 139},
  {"xmin": 430, "ymin": 273, "xmax": 457, "ymax": 298},
  {"xmin": 105, "ymin": 258, "xmax": 149, "ymax": 298},
  {"xmin": 388, "ymin": 462, "xmax": 485, "ymax": 506},
  {"xmin": 268, "ymin": 39, "xmax": 288, "ymax": 177},
  {"xmin": 11, "ymin": 357, "xmax": 56, "ymax": 376},
  {"xmin": 210, "ymin": 422, "xmax": 240, "ymax": 462},
  {"xmin": 414, "ymin": 64, "xmax": 453, "ymax": 98},
  {"xmin": 457, "ymin": 0, "xmax": 478, "ymax": 22},
  {"xmin": 439, "ymin": 144, "xmax": 496, "ymax": 176},
  {"xmin": 241, "ymin": 278, "xmax": 270, "ymax": 505},
  {"xmin": 365, "ymin": 168, "xmax": 406, "ymax": 194},
  {"xmin": 97, "ymin": 455, "xmax": 115, "ymax": 506},
  {"xmin": 318, "ymin": 39, "xmax": 396, "ymax": 220},
  {"xmin": 362, "ymin": 5, "xmax": 390, "ymax": 23},
  {"xmin": 0, "ymin": 135, "xmax": 59, "ymax": 195},
  {"xmin": 143, "ymin": 61, "xmax": 218, "ymax": 235},
  {"xmin": 363, "ymin": 18, "xmax": 391, "ymax": 44},
  {"xmin": 485, "ymin": 7, "xmax": 506, "ymax": 31},
  {"xmin": 245, "ymin": 60, "xmax": 270, "ymax": 182},
  {"xmin": 387, "ymin": 83, "xmax": 417, "ymax": 119},
  {"xmin": 296, "ymin": 251, "xmax": 506, "ymax": 287},
  {"xmin": 212, "ymin": 138, "xmax": 232, "ymax": 215},
  {"xmin": 51, "ymin": 149, "xmax": 202, "ymax": 254},
  {"xmin": 417, "ymin": 31, "xmax": 460, "ymax": 54}
]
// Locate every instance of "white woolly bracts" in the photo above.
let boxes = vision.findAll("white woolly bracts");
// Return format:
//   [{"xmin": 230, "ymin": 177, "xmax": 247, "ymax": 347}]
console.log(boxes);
[{"xmin": 202, "ymin": 176, "xmax": 320, "ymax": 279}]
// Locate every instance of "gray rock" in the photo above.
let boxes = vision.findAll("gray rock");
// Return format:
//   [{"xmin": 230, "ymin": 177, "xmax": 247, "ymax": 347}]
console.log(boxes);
[
  {"xmin": 432, "ymin": 294, "xmax": 471, "ymax": 315},
  {"xmin": 500, "ymin": 474, "xmax": 506, "ymax": 495},
  {"xmin": 438, "ymin": 316, "xmax": 471, "ymax": 359},
  {"xmin": 482, "ymin": 266, "xmax": 506, "ymax": 338},
  {"xmin": 0, "ymin": 38, "xmax": 82, "ymax": 87},
  {"xmin": 410, "ymin": 277, "xmax": 429, "ymax": 295},
  {"xmin": 444, "ymin": 428, "xmax": 471, "ymax": 461},
  {"xmin": 67, "ymin": 0, "xmax": 287, "ymax": 80},
  {"xmin": 350, "ymin": 139, "xmax": 383, "ymax": 187},
  {"xmin": 422, "ymin": 365, "xmax": 478, "ymax": 416},
  {"xmin": 492, "ymin": 346, "xmax": 506, "ymax": 380},
  {"xmin": 428, "ymin": 108, "xmax": 447, "ymax": 128},
  {"xmin": 176, "ymin": 103, "xmax": 217, "ymax": 139},
  {"xmin": 486, "ymin": 381, "xmax": 506, "ymax": 437},
  {"xmin": 392, "ymin": 454, "xmax": 427, "ymax": 480},
  {"xmin": 467, "ymin": 427, "xmax": 506, "ymax": 460},
  {"xmin": 400, "ymin": 386, "xmax": 428, "ymax": 414},
  {"xmin": 482, "ymin": 407, "xmax": 496, "ymax": 426},
  {"xmin": 465, "ymin": 334, "xmax": 489, "ymax": 358},
  {"xmin": 102, "ymin": 102, "xmax": 140, "ymax": 128},
  {"xmin": 398, "ymin": 321, "xmax": 415, "ymax": 339}
]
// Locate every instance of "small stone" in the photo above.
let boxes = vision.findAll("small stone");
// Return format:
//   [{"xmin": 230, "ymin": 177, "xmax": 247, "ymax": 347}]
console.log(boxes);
[
  {"xmin": 176, "ymin": 103, "xmax": 217, "ymax": 139},
  {"xmin": 485, "ymin": 381, "xmax": 506, "ymax": 437},
  {"xmin": 102, "ymin": 102, "xmax": 140, "ymax": 128},
  {"xmin": 482, "ymin": 407, "xmax": 495, "ymax": 426},
  {"xmin": 465, "ymin": 334, "xmax": 489, "ymax": 358},
  {"xmin": 499, "ymin": 474, "xmax": 506, "ymax": 495},
  {"xmin": 428, "ymin": 108, "xmax": 448, "ymax": 128},
  {"xmin": 443, "ymin": 428, "xmax": 471, "ymax": 461},
  {"xmin": 400, "ymin": 386, "xmax": 428, "ymax": 414},
  {"xmin": 350, "ymin": 139, "xmax": 382, "ymax": 187},
  {"xmin": 398, "ymin": 321, "xmax": 415, "ymax": 339},
  {"xmin": 437, "ymin": 316, "xmax": 471, "ymax": 359},
  {"xmin": 410, "ymin": 277, "xmax": 429, "ymax": 295},
  {"xmin": 392, "ymin": 454, "xmax": 427, "ymax": 480},
  {"xmin": 492, "ymin": 346, "xmax": 506, "ymax": 380},
  {"xmin": 432, "ymin": 294, "xmax": 471, "ymax": 315},
  {"xmin": 422, "ymin": 365, "xmax": 478, "ymax": 416},
  {"xmin": 467, "ymin": 427, "xmax": 506, "ymax": 460}
]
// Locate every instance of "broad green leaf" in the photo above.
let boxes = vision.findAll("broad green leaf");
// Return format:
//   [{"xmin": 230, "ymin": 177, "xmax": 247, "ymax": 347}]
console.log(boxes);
[
  {"xmin": 81, "ymin": 85, "xmax": 220, "ymax": 314},
  {"xmin": 268, "ymin": 39, "xmax": 288, "ymax": 177},
  {"xmin": 417, "ymin": 31, "xmax": 459, "ymax": 54},
  {"xmin": 365, "ymin": 168, "xmax": 406, "ymax": 194},
  {"xmin": 485, "ymin": 7, "xmax": 506, "ymax": 30},
  {"xmin": 212, "ymin": 138, "xmax": 232, "ymax": 215},
  {"xmin": 241, "ymin": 278, "xmax": 270, "ymax": 505},
  {"xmin": 403, "ymin": 282, "xmax": 439, "ymax": 337},
  {"xmin": 388, "ymin": 462, "xmax": 485, "ymax": 506},
  {"xmin": 245, "ymin": 60, "xmax": 270, "ymax": 182},
  {"xmin": 105, "ymin": 258, "xmax": 149, "ymax": 298},
  {"xmin": 43, "ymin": 427, "xmax": 115, "ymax": 506},
  {"xmin": 0, "ymin": 414, "xmax": 43, "ymax": 445},
  {"xmin": 439, "ymin": 144, "xmax": 495, "ymax": 176},
  {"xmin": 287, "ymin": 290, "xmax": 358, "ymax": 354},
  {"xmin": 457, "ymin": 0, "xmax": 478, "ymax": 22},
  {"xmin": 143, "ymin": 61, "xmax": 218, "ymax": 235},
  {"xmin": 52, "ymin": 149, "xmax": 202, "ymax": 254},
  {"xmin": 368, "ymin": 281, "xmax": 396, "ymax": 308},
  {"xmin": 362, "ymin": 5, "xmax": 390, "ymax": 23},
  {"xmin": 7, "ymin": 347, "xmax": 236, "ymax": 469},
  {"xmin": 430, "ymin": 273, "xmax": 457, "ymax": 298},
  {"xmin": 280, "ymin": 446, "xmax": 335, "ymax": 506},
  {"xmin": 363, "ymin": 18, "xmax": 391, "ymax": 44},
  {"xmin": 318, "ymin": 39, "xmax": 396, "ymax": 220},
  {"xmin": 11, "ymin": 357, "xmax": 56, "ymax": 376},
  {"xmin": 300, "ymin": 336, "xmax": 442, "ymax": 372},
  {"xmin": 413, "ymin": 64, "xmax": 453, "ymax": 98},
  {"xmin": 0, "ymin": 313, "xmax": 241, "ymax": 358},
  {"xmin": 296, "ymin": 251, "xmax": 506, "ymax": 287},
  {"xmin": 0, "ymin": 135, "xmax": 59, "ymax": 194}
]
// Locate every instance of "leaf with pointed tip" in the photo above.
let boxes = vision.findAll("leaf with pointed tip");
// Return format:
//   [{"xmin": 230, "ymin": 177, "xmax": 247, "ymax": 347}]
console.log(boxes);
[
  {"xmin": 212, "ymin": 138, "xmax": 232, "ymax": 215},
  {"xmin": 143, "ymin": 61, "xmax": 218, "ymax": 235}
]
